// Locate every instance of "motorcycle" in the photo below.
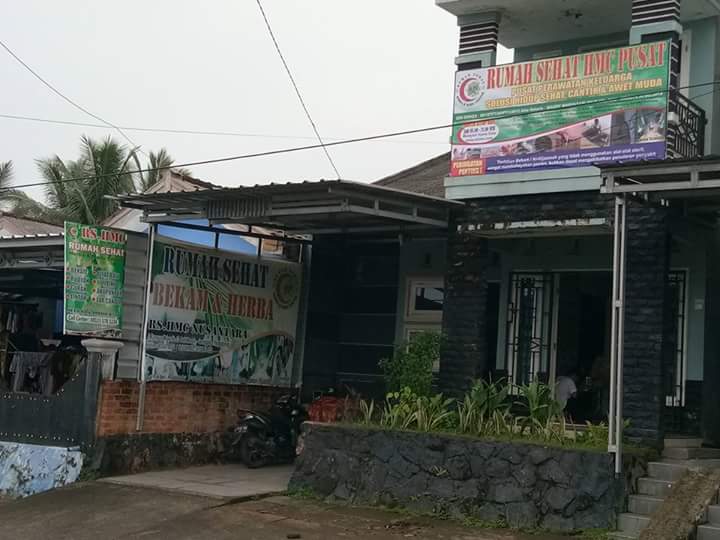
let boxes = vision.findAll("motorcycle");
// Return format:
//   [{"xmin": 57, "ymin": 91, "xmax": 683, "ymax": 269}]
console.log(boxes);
[{"xmin": 230, "ymin": 394, "xmax": 307, "ymax": 468}]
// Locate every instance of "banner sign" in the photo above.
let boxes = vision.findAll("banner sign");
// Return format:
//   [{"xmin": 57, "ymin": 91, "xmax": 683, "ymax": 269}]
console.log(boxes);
[
  {"xmin": 64, "ymin": 222, "xmax": 127, "ymax": 337},
  {"xmin": 450, "ymin": 40, "xmax": 671, "ymax": 177},
  {"xmin": 145, "ymin": 238, "xmax": 302, "ymax": 387}
]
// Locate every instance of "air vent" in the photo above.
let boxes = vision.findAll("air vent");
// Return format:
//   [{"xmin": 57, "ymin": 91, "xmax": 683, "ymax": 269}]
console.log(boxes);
[
  {"xmin": 632, "ymin": 0, "xmax": 681, "ymax": 25},
  {"xmin": 458, "ymin": 21, "xmax": 499, "ymax": 56}
]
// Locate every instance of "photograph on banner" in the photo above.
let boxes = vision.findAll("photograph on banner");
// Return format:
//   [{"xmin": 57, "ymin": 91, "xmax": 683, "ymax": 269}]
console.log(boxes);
[
  {"xmin": 64, "ymin": 222, "xmax": 127, "ymax": 337},
  {"xmin": 450, "ymin": 40, "xmax": 671, "ymax": 177},
  {"xmin": 144, "ymin": 237, "xmax": 302, "ymax": 387}
]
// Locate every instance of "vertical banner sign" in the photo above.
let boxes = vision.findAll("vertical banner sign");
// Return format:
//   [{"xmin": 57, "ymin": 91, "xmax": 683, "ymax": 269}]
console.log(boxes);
[
  {"xmin": 64, "ymin": 222, "xmax": 127, "ymax": 337},
  {"xmin": 145, "ymin": 238, "xmax": 302, "ymax": 387},
  {"xmin": 450, "ymin": 40, "xmax": 671, "ymax": 177}
]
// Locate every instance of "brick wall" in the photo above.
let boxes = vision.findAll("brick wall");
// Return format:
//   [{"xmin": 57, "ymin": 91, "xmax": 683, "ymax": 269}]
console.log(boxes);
[{"xmin": 96, "ymin": 380, "xmax": 286, "ymax": 436}]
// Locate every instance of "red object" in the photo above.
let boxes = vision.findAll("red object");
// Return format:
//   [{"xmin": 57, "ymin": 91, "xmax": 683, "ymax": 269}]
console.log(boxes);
[{"xmin": 308, "ymin": 397, "xmax": 341, "ymax": 423}]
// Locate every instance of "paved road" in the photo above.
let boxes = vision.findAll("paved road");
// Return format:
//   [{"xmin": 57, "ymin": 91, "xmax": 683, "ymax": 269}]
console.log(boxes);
[{"xmin": 0, "ymin": 483, "xmax": 567, "ymax": 539}]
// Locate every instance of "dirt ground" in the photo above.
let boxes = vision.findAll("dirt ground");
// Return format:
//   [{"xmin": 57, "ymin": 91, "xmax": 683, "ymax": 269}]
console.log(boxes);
[{"xmin": 0, "ymin": 482, "xmax": 569, "ymax": 540}]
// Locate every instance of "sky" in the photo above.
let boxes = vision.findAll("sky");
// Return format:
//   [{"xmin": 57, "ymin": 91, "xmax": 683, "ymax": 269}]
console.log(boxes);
[{"xmin": 0, "ymin": 0, "xmax": 512, "ymax": 201}]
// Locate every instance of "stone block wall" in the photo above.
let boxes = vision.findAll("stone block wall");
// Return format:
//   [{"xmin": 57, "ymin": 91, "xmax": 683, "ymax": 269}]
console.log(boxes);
[
  {"xmin": 96, "ymin": 380, "xmax": 285, "ymax": 436},
  {"xmin": 291, "ymin": 423, "xmax": 645, "ymax": 531},
  {"xmin": 624, "ymin": 201, "xmax": 670, "ymax": 445}
]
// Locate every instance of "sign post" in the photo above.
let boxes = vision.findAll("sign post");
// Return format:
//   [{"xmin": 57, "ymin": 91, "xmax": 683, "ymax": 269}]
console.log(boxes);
[{"xmin": 64, "ymin": 222, "xmax": 127, "ymax": 338}]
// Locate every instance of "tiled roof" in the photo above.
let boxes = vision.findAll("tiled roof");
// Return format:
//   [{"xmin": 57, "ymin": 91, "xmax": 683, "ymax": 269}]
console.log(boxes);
[
  {"xmin": 0, "ymin": 213, "xmax": 63, "ymax": 238},
  {"xmin": 373, "ymin": 152, "xmax": 450, "ymax": 198}
]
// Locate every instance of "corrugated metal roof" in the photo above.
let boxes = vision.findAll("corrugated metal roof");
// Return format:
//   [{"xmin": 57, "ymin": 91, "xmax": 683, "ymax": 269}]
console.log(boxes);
[{"xmin": 0, "ymin": 213, "xmax": 63, "ymax": 237}]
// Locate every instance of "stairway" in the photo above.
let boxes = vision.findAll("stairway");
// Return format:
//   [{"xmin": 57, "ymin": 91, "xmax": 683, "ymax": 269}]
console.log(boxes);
[{"xmin": 611, "ymin": 437, "xmax": 720, "ymax": 539}]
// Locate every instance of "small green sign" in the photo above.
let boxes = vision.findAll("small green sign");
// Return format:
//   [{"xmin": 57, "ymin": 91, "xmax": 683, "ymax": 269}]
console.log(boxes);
[{"xmin": 64, "ymin": 222, "xmax": 127, "ymax": 337}]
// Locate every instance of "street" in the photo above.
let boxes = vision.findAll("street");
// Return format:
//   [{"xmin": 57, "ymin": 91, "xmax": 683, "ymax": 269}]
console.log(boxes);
[{"xmin": 0, "ymin": 482, "xmax": 568, "ymax": 540}]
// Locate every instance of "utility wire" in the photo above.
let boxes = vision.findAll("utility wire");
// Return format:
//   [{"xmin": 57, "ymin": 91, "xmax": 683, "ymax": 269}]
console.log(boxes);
[
  {"xmin": 0, "ymin": 112, "xmax": 448, "ymax": 145},
  {"xmin": 255, "ymin": 0, "xmax": 341, "ymax": 179},
  {"xmin": 0, "ymin": 38, "xmax": 146, "ymax": 155},
  {"xmin": 2, "ymin": 80, "xmax": 719, "ymax": 193}
]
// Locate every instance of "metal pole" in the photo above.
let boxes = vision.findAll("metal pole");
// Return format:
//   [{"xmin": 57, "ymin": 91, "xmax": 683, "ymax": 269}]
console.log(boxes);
[
  {"xmin": 608, "ymin": 197, "xmax": 620, "ymax": 454},
  {"xmin": 615, "ymin": 195, "xmax": 628, "ymax": 476},
  {"xmin": 136, "ymin": 224, "xmax": 156, "ymax": 432}
]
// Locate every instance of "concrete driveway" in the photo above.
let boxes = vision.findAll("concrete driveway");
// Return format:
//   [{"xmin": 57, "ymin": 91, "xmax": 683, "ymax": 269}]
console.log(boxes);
[
  {"xmin": 0, "ymin": 484, "xmax": 568, "ymax": 540},
  {"xmin": 100, "ymin": 463, "xmax": 293, "ymax": 500}
]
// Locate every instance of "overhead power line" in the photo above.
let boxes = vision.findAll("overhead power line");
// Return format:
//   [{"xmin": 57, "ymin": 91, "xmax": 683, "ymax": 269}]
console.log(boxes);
[
  {"xmin": 255, "ymin": 0, "xmax": 341, "ymax": 179},
  {"xmin": 0, "ymin": 112, "xmax": 448, "ymax": 145},
  {"xmin": 2, "ymin": 80, "xmax": 719, "ymax": 193},
  {"xmin": 0, "ymin": 38, "xmax": 145, "ymax": 155}
]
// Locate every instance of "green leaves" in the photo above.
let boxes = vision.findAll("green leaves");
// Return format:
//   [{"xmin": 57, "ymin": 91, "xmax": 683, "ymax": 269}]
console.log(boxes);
[{"xmin": 380, "ymin": 331, "xmax": 441, "ymax": 398}]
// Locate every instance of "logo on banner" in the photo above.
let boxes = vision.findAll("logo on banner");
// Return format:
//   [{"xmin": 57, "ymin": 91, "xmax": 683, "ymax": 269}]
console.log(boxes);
[
  {"xmin": 456, "ymin": 73, "xmax": 486, "ymax": 107},
  {"xmin": 273, "ymin": 268, "xmax": 300, "ymax": 309}
]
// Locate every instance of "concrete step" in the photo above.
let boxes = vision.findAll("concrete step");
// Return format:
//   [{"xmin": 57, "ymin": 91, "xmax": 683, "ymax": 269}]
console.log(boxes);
[
  {"xmin": 665, "ymin": 437, "xmax": 703, "ymax": 449},
  {"xmin": 617, "ymin": 513, "xmax": 651, "ymax": 536},
  {"xmin": 637, "ymin": 477, "xmax": 675, "ymax": 497},
  {"xmin": 698, "ymin": 524, "xmax": 720, "ymax": 540},
  {"xmin": 708, "ymin": 505, "xmax": 720, "ymax": 525},
  {"xmin": 663, "ymin": 447, "xmax": 720, "ymax": 460},
  {"xmin": 628, "ymin": 494, "xmax": 663, "ymax": 516},
  {"xmin": 648, "ymin": 461, "xmax": 690, "ymax": 482}
]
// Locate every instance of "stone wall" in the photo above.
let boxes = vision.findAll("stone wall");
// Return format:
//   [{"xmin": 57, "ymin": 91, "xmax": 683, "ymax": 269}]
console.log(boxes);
[
  {"xmin": 290, "ymin": 423, "xmax": 646, "ymax": 532},
  {"xmin": 96, "ymin": 380, "xmax": 286, "ymax": 436},
  {"xmin": 87, "ymin": 432, "xmax": 230, "ymax": 476}
]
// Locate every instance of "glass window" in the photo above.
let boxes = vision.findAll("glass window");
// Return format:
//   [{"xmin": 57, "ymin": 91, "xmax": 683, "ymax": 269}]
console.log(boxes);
[{"xmin": 406, "ymin": 278, "xmax": 444, "ymax": 321}]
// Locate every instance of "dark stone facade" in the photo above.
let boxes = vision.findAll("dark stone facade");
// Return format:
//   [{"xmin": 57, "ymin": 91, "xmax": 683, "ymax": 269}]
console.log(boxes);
[
  {"xmin": 439, "ymin": 191, "xmax": 672, "ymax": 446},
  {"xmin": 86, "ymin": 432, "xmax": 231, "ymax": 476},
  {"xmin": 291, "ymin": 423, "xmax": 646, "ymax": 531},
  {"xmin": 439, "ymin": 221, "xmax": 490, "ymax": 394}
]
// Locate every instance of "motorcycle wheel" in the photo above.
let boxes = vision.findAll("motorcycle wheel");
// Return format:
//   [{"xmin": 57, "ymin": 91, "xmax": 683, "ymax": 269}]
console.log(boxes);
[{"xmin": 239, "ymin": 434, "xmax": 268, "ymax": 469}]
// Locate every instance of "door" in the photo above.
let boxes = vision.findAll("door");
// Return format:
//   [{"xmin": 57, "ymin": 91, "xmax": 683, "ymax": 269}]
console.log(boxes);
[{"xmin": 505, "ymin": 273, "xmax": 558, "ymax": 388}]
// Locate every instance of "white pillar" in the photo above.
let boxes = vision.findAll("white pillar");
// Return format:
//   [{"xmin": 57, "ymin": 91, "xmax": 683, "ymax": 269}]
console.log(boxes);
[{"xmin": 81, "ymin": 339, "xmax": 124, "ymax": 381}]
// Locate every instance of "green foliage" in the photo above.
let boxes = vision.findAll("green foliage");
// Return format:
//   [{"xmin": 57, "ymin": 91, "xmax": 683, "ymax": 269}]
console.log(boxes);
[
  {"xmin": 359, "ymin": 399, "xmax": 376, "ymax": 426},
  {"xmin": 514, "ymin": 379, "xmax": 564, "ymax": 441},
  {"xmin": 414, "ymin": 394, "xmax": 455, "ymax": 432},
  {"xmin": 380, "ymin": 388, "xmax": 419, "ymax": 430},
  {"xmin": 3, "ymin": 139, "xmax": 190, "ymax": 225},
  {"xmin": 457, "ymin": 378, "xmax": 511, "ymax": 436},
  {"xmin": 379, "ymin": 332, "xmax": 440, "ymax": 398}
]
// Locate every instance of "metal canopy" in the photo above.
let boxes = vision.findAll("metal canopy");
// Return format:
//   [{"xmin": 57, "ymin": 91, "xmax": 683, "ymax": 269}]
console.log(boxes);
[
  {"xmin": 601, "ymin": 156, "xmax": 720, "ymax": 207},
  {"xmin": 111, "ymin": 180, "xmax": 462, "ymax": 235}
]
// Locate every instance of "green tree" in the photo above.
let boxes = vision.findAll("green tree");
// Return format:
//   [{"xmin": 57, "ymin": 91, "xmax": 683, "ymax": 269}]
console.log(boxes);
[
  {"xmin": 139, "ymin": 148, "xmax": 191, "ymax": 192},
  {"xmin": 3, "ymin": 137, "xmax": 190, "ymax": 225}
]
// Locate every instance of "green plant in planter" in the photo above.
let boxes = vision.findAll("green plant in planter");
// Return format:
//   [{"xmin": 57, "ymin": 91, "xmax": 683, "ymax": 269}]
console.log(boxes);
[
  {"xmin": 380, "ymin": 387, "xmax": 418, "ymax": 429},
  {"xmin": 414, "ymin": 394, "xmax": 455, "ymax": 432},
  {"xmin": 457, "ymin": 378, "xmax": 511, "ymax": 436},
  {"xmin": 514, "ymin": 379, "xmax": 563, "ymax": 440},
  {"xmin": 358, "ymin": 399, "xmax": 376, "ymax": 426},
  {"xmin": 380, "ymin": 331, "xmax": 441, "ymax": 397}
]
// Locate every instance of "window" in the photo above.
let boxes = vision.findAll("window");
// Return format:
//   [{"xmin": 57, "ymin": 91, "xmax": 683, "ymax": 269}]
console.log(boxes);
[{"xmin": 406, "ymin": 278, "xmax": 444, "ymax": 321}]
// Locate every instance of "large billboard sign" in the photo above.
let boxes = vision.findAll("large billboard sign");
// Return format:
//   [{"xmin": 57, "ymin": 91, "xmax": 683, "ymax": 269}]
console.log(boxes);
[
  {"xmin": 450, "ymin": 41, "xmax": 671, "ymax": 177},
  {"xmin": 64, "ymin": 222, "xmax": 127, "ymax": 337},
  {"xmin": 144, "ymin": 238, "xmax": 302, "ymax": 387}
]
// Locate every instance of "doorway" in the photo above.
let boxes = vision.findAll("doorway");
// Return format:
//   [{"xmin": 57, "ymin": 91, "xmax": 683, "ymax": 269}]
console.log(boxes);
[{"xmin": 505, "ymin": 271, "xmax": 612, "ymax": 422}]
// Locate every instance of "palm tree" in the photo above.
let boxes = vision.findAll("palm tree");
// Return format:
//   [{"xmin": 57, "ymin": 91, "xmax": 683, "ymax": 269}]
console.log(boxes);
[
  {"xmin": 4, "ymin": 138, "xmax": 191, "ymax": 225},
  {"xmin": 0, "ymin": 160, "xmax": 59, "ymax": 222},
  {"xmin": 139, "ymin": 148, "xmax": 192, "ymax": 192}
]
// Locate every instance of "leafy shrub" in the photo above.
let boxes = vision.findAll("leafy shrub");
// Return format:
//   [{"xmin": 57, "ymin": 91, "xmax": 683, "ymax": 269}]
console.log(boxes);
[
  {"xmin": 379, "ymin": 332, "xmax": 441, "ymax": 397},
  {"xmin": 380, "ymin": 387, "xmax": 419, "ymax": 429},
  {"xmin": 457, "ymin": 378, "xmax": 511, "ymax": 436},
  {"xmin": 514, "ymin": 379, "xmax": 563, "ymax": 438},
  {"xmin": 414, "ymin": 394, "xmax": 455, "ymax": 432}
]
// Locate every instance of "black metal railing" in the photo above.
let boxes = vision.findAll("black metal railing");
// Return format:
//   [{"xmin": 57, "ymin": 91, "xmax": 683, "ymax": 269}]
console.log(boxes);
[{"xmin": 668, "ymin": 91, "xmax": 707, "ymax": 159}]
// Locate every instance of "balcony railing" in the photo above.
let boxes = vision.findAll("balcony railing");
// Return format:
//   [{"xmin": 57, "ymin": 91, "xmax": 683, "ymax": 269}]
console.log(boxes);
[{"xmin": 668, "ymin": 92, "xmax": 707, "ymax": 159}]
